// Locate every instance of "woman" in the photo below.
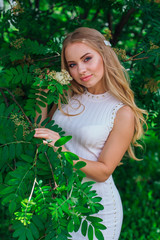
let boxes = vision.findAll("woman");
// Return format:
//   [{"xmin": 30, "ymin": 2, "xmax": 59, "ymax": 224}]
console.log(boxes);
[{"xmin": 34, "ymin": 27, "xmax": 146, "ymax": 239}]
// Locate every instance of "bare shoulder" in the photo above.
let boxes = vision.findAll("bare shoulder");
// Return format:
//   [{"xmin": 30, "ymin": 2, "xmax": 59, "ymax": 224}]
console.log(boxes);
[
  {"xmin": 117, "ymin": 105, "xmax": 134, "ymax": 119},
  {"xmin": 114, "ymin": 105, "xmax": 135, "ymax": 129}
]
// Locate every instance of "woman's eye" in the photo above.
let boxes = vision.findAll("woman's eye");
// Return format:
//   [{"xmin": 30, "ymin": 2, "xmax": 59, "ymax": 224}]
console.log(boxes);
[
  {"xmin": 84, "ymin": 57, "xmax": 92, "ymax": 62},
  {"xmin": 69, "ymin": 63, "xmax": 76, "ymax": 68}
]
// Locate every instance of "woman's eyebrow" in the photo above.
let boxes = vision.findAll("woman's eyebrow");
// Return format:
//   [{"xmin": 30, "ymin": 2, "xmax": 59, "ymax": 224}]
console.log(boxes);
[{"xmin": 67, "ymin": 53, "xmax": 91, "ymax": 63}]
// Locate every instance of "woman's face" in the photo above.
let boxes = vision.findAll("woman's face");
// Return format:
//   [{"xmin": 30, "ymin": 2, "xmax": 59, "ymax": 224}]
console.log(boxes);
[{"xmin": 65, "ymin": 42, "xmax": 105, "ymax": 94}]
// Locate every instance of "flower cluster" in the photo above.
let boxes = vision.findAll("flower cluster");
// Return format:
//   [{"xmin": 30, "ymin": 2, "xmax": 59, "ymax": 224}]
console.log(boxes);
[
  {"xmin": 143, "ymin": 78, "xmax": 160, "ymax": 94},
  {"xmin": 103, "ymin": 28, "xmax": 112, "ymax": 40},
  {"xmin": 148, "ymin": 0, "xmax": 160, "ymax": 3},
  {"xmin": 13, "ymin": 88, "xmax": 25, "ymax": 97},
  {"xmin": 48, "ymin": 69, "xmax": 72, "ymax": 85},
  {"xmin": 11, "ymin": 1, "xmax": 24, "ymax": 15},
  {"xmin": 10, "ymin": 113, "xmax": 30, "ymax": 136},
  {"xmin": 33, "ymin": 68, "xmax": 44, "ymax": 79},
  {"xmin": 150, "ymin": 41, "xmax": 159, "ymax": 50},
  {"xmin": 11, "ymin": 38, "xmax": 25, "ymax": 49},
  {"xmin": 113, "ymin": 48, "xmax": 126, "ymax": 60}
]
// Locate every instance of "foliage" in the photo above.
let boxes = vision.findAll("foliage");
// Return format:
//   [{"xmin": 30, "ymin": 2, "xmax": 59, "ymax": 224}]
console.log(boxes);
[
  {"xmin": 0, "ymin": 102, "xmax": 106, "ymax": 240},
  {"xmin": 0, "ymin": 0, "xmax": 160, "ymax": 239},
  {"xmin": 114, "ymin": 131, "xmax": 160, "ymax": 240}
]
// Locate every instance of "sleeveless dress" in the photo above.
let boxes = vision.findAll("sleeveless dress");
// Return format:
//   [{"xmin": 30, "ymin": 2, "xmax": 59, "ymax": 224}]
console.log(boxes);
[{"xmin": 52, "ymin": 90, "xmax": 124, "ymax": 240}]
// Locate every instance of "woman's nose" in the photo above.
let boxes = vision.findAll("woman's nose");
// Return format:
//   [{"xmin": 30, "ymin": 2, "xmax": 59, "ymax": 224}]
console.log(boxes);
[{"xmin": 77, "ymin": 64, "xmax": 86, "ymax": 75}]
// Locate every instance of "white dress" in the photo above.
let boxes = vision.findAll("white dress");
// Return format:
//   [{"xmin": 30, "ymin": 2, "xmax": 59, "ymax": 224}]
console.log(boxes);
[{"xmin": 52, "ymin": 90, "xmax": 124, "ymax": 240}]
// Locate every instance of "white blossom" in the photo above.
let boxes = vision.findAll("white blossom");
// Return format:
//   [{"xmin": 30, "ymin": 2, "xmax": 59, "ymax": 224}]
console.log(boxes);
[{"xmin": 48, "ymin": 69, "xmax": 72, "ymax": 85}]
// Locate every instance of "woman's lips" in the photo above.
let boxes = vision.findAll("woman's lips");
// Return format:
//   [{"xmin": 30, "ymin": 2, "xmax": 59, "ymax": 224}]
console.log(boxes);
[{"xmin": 80, "ymin": 74, "xmax": 92, "ymax": 82}]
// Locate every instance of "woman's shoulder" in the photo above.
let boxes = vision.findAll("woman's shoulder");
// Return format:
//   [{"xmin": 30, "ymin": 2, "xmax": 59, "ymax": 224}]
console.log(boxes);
[{"xmin": 114, "ymin": 105, "xmax": 135, "ymax": 127}]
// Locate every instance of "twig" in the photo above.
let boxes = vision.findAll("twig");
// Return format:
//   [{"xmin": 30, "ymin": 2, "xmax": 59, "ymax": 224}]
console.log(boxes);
[
  {"xmin": 34, "ymin": 53, "xmax": 60, "ymax": 62},
  {"xmin": 45, "ymin": 152, "xmax": 58, "ymax": 189},
  {"xmin": 123, "ymin": 51, "xmax": 149, "ymax": 62},
  {"xmin": 107, "ymin": 12, "xmax": 113, "ymax": 33},
  {"xmin": 7, "ymin": 163, "xmax": 14, "ymax": 171},
  {"xmin": 124, "ymin": 57, "xmax": 149, "ymax": 62},
  {"xmin": 35, "ymin": 0, "xmax": 39, "ymax": 9},
  {"xmin": 0, "ymin": 87, "xmax": 33, "ymax": 126},
  {"xmin": 92, "ymin": 9, "xmax": 100, "ymax": 22},
  {"xmin": 28, "ymin": 177, "xmax": 37, "ymax": 202},
  {"xmin": 125, "ymin": 51, "xmax": 145, "ymax": 61},
  {"xmin": 0, "ymin": 89, "xmax": 9, "ymax": 107},
  {"xmin": 38, "ymin": 235, "xmax": 46, "ymax": 240},
  {"xmin": 112, "ymin": 8, "xmax": 136, "ymax": 45}
]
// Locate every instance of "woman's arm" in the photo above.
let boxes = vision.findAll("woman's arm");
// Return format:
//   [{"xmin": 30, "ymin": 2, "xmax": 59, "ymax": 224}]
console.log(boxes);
[
  {"xmin": 73, "ymin": 106, "xmax": 135, "ymax": 182},
  {"xmin": 34, "ymin": 106, "xmax": 135, "ymax": 182}
]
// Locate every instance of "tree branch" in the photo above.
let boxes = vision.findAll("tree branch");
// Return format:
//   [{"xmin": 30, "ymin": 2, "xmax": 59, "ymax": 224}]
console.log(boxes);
[
  {"xmin": 35, "ymin": 0, "xmax": 39, "ymax": 9},
  {"xmin": 112, "ymin": 8, "xmax": 136, "ymax": 45},
  {"xmin": 45, "ymin": 152, "xmax": 58, "ymax": 189},
  {"xmin": 92, "ymin": 9, "xmax": 100, "ymax": 22},
  {"xmin": 0, "ymin": 89, "xmax": 9, "ymax": 107},
  {"xmin": 123, "ymin": 51, "xmax": 149, "ymax": 62},
  {"xmin": 80, "ymin": 8, "xmax": 90, "ymax": 20},
  {"xmin": 107, "ymin": 12, "xmax": 113, "ymax": 32},
  {"xmin": 0, "ymin": 87, "xmax": 33, "ymax": 126}
]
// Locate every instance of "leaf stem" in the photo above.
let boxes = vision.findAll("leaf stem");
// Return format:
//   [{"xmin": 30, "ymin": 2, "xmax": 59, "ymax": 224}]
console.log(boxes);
[
  {"xmin": 28, "ymin": 177, "xmax": 37, "ymax": 202},
  {"xmin": 45, "ymin": 152, "xmax": 58, "ymax": 189},
  {"xmin": 0, "ymin": 87, "xmax": 33, "ymax": 127}
]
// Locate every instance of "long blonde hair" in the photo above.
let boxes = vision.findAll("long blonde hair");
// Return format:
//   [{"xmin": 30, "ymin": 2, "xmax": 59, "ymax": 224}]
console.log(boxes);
[{"xmin": 61, "ymin": 27, "xmax": 147, "ymax": 160}]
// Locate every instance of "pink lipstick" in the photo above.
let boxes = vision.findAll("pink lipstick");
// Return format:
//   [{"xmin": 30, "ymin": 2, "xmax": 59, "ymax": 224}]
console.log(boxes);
[{"xmin": 80, "ymin": 74, "xmax": 92, "ymax": 82}]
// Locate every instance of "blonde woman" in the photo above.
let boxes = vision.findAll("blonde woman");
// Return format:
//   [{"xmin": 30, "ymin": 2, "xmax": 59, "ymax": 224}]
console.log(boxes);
[{"xmin": 34, "ymin": 27, "xmax": 146, "ymax": 239}]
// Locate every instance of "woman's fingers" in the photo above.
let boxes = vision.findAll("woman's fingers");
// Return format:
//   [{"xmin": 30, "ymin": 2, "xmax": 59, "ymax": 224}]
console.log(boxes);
[{"xmin": 34, "ymin": 128, "xmax": 60, "ymax": 145}]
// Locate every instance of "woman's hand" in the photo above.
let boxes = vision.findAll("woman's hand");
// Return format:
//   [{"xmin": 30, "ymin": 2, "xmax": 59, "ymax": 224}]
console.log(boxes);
[{"xmin": 34, "ymin": 128, "xmax": 61, "ymax": 149}]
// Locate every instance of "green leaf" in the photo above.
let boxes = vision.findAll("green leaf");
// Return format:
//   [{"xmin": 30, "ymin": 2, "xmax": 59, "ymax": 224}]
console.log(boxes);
[
  {"xmin": 54, "ymin": 136, "xmax": 72, "ymax": 147},
  {"xmin": 32, "ymin": 215, "xmax": 44, "ymax": 231},
  {"xmin": 26, "ymin": 228, "xmax": 34, "ymax": 240},
  {"xmin": 88, "ymin": 224, "xmax": 93, "ymax": 240},
  {"xmin": 73, "ymin": 215, "xmax": 81, "ymax": 228},
  {"xmin": 95, "ymin": 228, "xmax": 104, "ymax": 240},
  {"xmin": 1, "ymin": 193, "xmax": 17, "ymax": 205},
  {"xmin": 36, "ymin": 115, "xmax": 42, "ymax": 125},
  {"xmin": 0, "ymin": 172, "xmax": 2, "ymax": 183},
  {"xmin": 45, "ymin": 120, "xmax": 55, "ymax": 128},
  {"xmin": 74, "ymin": 161, "xmax": 86, "ymax": 169},
  {"xmin": 76, "ymin": 169, "xmax": 86, "ymax": 178},
  {"xmin": 16, "ymin": 143, "xmax": 23, "ymax": 157},
  {"xmin": 76, "ymin": 206, "xmax": 90, "ymax": 213},
  {"xmin": 36, "ymin": 100, "xmax": 46, "ymax": 108},
  {"xmin": 16, "ymin": 125, "xmax": 24, "ymax": 141},
  {"xmin": 67, "ymin": 219, "xmax": 74, "ymax": 232},
  {"xmin": 2, "ymin": 145, "xmax": 8, "ymax": 164},
  {"xmin": 63, "ymin": 152, "xmax": 73, "ymax": 165},
  {"xmin": 29, "ymin": 223, "xmax": 39, "ymax": 239},
  {"xmin": 87, "ymin": 216, "xmax": 103, "ymax": 223},
  {"xmin": 41, "ymin": 117, "xmax": 50, "ymax": 126},
  {"xmin": 18, "ymin": 230, "xmax": 27, "ymax": 240},
  {"xmin": 65, "ymin": 151, "xmax": 79, "ymax": 160},
  {"xmin": 91, "ymin": 197, "xmax": 102, "ymax": 203},
  {"xmin": 35, "ymin": 105, "xmax": 42, "ymax": 114},
  {"xmin": 93, "ymin": 203, "xmax": 104, "ymax": 211},
  {"xmin": 81, "ymin": 220, "xmax": 88, "ymax": 236},
  {"xmin": 0, "ymin": 186, "xmax": 16, "ymax": 195},
  {"xmin": 9, "ymin": 200, "xmax": 16, "ymax": 214},
  {"xmin": 21, "ymin": 154, "xmax": 34, "ymax": 163},
  {"xmin": 0, "ymin": 103, "xmax": 5, "ymax": 115},
  {"xmin": 9, "ymin": 143, "xmax": 16, "ymax": 159},
  {"xmin": 12, "ymin": 226, "xmax": 26, "ymax": 238},
  {"xmin": 92, "ymin": 222, "xmax": 107, "ymax": 230},
  {"xmin": 25, "ymin": 131, "xmax": 35, "ymax": 141}
]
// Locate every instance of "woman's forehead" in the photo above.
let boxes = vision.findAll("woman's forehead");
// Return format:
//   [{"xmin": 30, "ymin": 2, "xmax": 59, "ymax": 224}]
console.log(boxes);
[{"xmin": 65, "ymin": 42, "xmax": 98, "ymax": 61}]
